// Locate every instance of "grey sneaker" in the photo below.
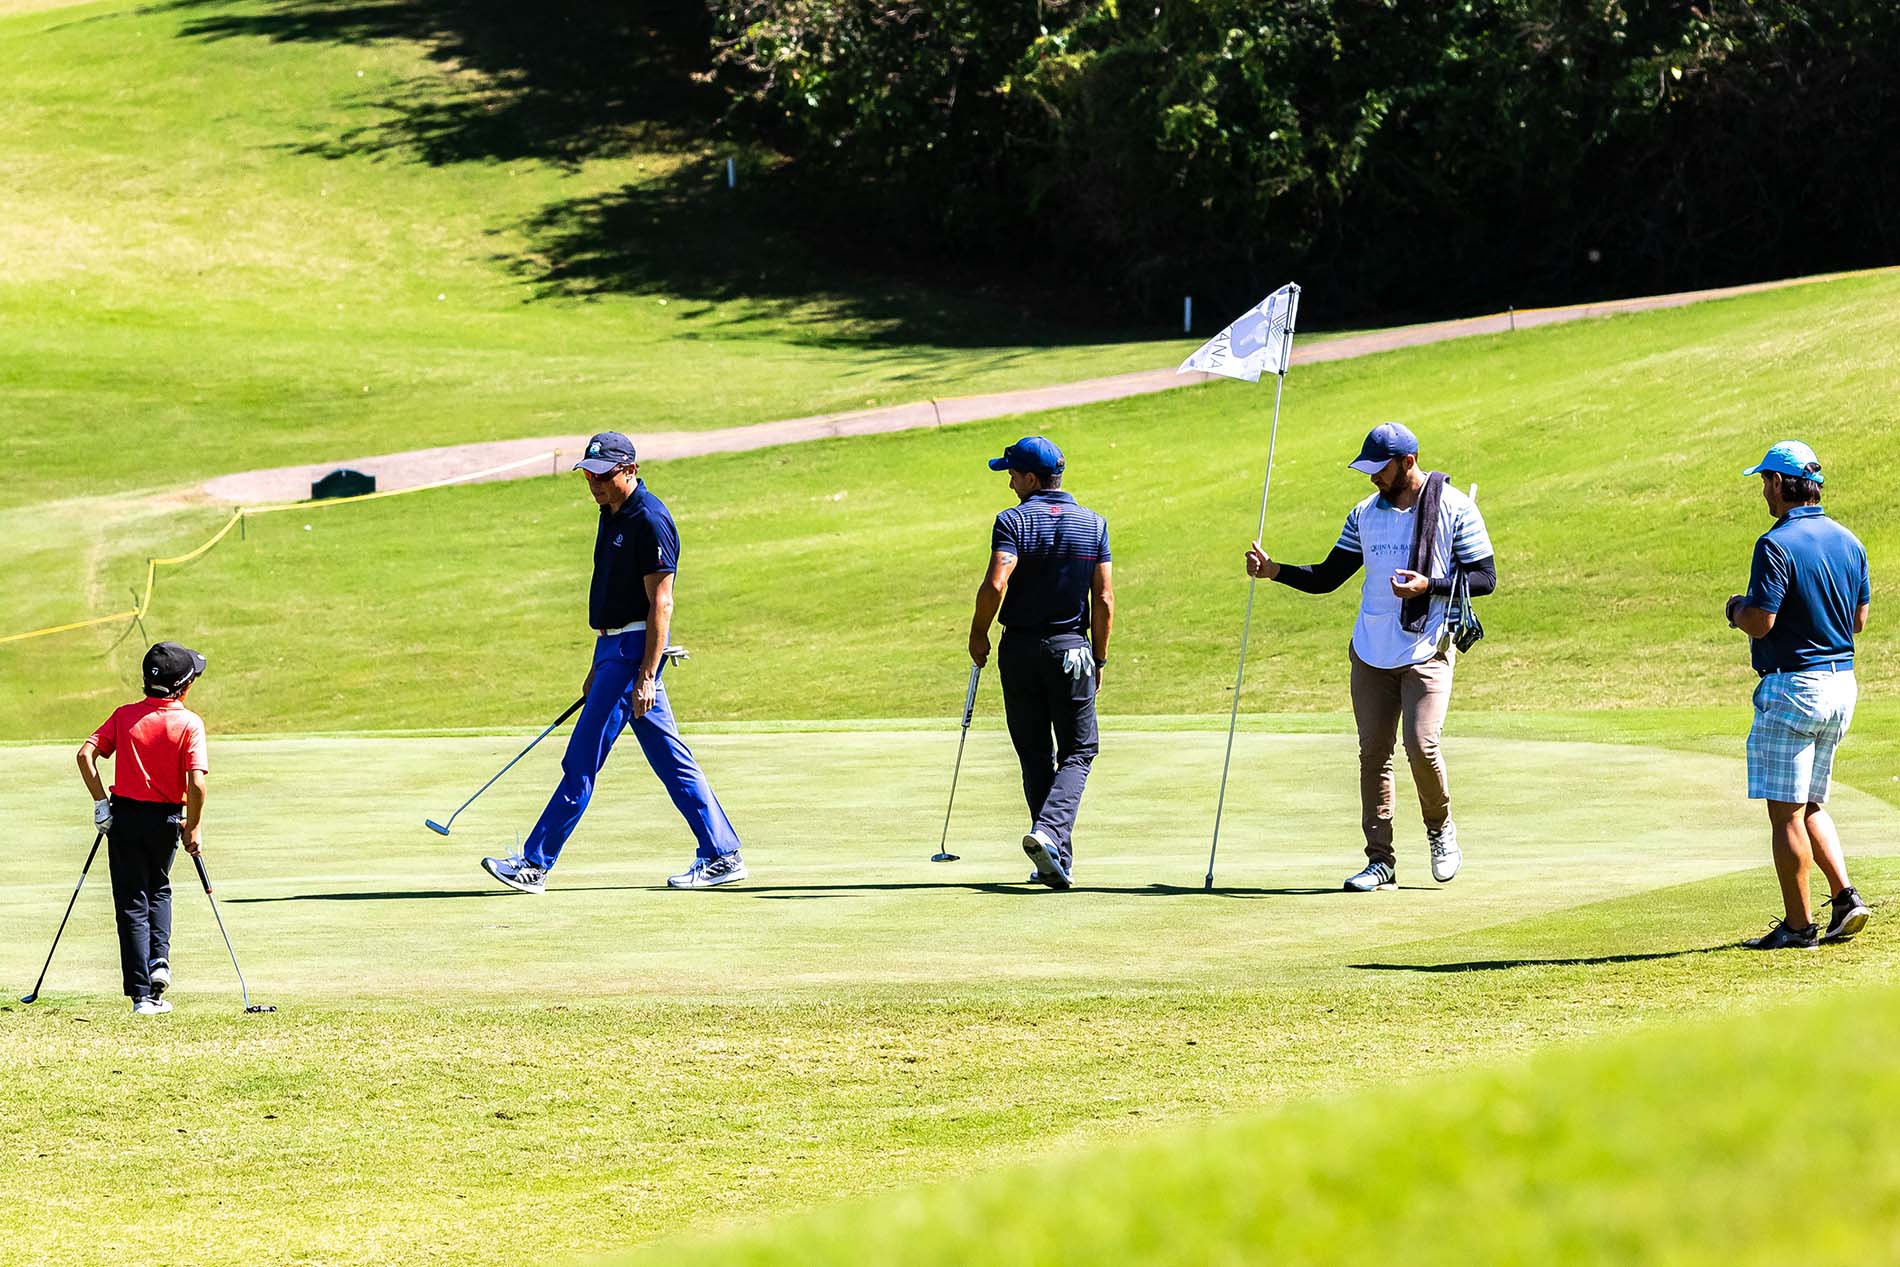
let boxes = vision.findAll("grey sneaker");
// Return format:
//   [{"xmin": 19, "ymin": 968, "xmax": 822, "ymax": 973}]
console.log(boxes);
[
  {"xmin": 1822, "ymin": 888, "xmax": 1871, "ymax": 943},
  {"xmin": 1022, "ymin": 830, "xmax": 1071, "ymax": 890},
  {"xmin": 132, "ymin": 997, "xmax": 172, "ymax": 1016},
  {"xmin": 481, "ymin": 855, "xmax": 547, "ymax": 894},
  {"xmin": 1744, "ymin": 919, "xmax": 1818, "ymax": 950},
  {"xmin": 668, "ymin": 852, "xmax": 748, "ymax": 889},
  {"xmin": 1427, "ymin": 821, "xmax": 1461, "ymax": 883},
  {"xmin": 1344, "ymin": 860, "xmax": 1397, "ymax": 892},
  {"xmin": 148, "ymin": 959, "xmax": 171, "ymax": 996}
]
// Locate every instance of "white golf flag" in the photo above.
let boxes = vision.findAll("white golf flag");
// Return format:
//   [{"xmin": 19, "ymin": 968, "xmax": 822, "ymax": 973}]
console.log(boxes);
[{"xmin": 1177, "ymin": 283, "xmax": 1301, "ymax": 382}]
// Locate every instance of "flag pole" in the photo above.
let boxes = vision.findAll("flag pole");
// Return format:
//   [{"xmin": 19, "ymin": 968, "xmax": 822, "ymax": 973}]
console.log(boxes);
[{"xmin": 1205, "ymin": 369, "xmax": 1288, "ymax": 890}]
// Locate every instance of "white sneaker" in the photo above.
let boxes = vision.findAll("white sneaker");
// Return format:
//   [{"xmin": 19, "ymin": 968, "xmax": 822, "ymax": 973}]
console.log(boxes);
[
  {"xmin": 667, "ymin": 852, "xmax": 748, "ymax": 889},
  {"xmin": 481, "ymin": 855, "xmax": 547, "ymax": 894},
  {"xmin": 149, "ymin": 960, "xmax": 171, "ymax": 995},
  {"xmin": 1022, "ymin": 830, "xmax": 1071, "ymax": 890},
  {"xmin": 1428, "ymin": 821, "xmax": 1461, "ymax": 883},
  {"xmin": 132, "ymin": 997, "xmax": 172, "ymax": 1016}
]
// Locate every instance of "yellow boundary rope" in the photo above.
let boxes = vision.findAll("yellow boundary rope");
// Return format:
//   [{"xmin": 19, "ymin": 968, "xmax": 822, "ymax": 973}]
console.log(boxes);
[{"xmin": 0, "ymin": 449, "xmax": 560, "ymax": 648}]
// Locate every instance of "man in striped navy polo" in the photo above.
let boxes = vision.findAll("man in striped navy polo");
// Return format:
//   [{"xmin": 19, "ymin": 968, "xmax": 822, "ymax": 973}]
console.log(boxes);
[
  {"xmin": 1727, "ymin": 440, "xmax": 1872, "ymax": 950},
  {"xmin": 968, "ymin": 436, "xmax": 1114, "ymax": 889},
  {"xmin": 1246, "ymin": 423, "xmax": 1495, "ymax": 892}
]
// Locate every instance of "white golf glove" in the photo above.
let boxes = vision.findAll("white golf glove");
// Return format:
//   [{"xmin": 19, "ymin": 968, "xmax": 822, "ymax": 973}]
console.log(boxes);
[
  {"xmin": 1061, "ymin": 646, "xmax": 1095, "ymax": 682},
  {"xmin": 93, "ymin": 798, "xmax": 113, "ymax": 834}
]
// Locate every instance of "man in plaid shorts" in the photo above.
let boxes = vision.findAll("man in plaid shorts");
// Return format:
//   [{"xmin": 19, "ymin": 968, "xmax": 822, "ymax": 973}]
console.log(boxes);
[{"xmin": 1727, "ymin": 440, "xmax": 1872, "ymax": 950}]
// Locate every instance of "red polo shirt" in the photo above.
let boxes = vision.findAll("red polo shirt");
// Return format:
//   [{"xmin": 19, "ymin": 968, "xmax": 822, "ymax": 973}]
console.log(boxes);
[{"xmin": 88, "ymin": 697, "xmax": 208, "ymax": 805}]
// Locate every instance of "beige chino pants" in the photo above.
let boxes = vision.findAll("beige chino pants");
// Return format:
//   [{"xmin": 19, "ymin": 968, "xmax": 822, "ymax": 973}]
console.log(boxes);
[{"xmin": 1348, "ymin": 644, "xmax": 1454, "ymax": 867}]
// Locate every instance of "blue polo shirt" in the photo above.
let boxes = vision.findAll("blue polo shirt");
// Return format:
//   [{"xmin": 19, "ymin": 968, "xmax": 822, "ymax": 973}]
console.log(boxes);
[
  {"xmin": 589, "ymin": 481, "xmax": 679, "ymax": 630},
  {"xmin": 992, "ymin": 490, "xmax": 1110, "ymax": 637},
  {"xmin": 1744, "ymin": 505, "xmax": 1869, "ymax": 675}
]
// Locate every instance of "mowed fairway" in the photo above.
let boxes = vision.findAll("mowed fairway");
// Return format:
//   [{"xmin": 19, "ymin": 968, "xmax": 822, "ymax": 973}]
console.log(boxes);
[{"xmin": 4, "ymin": 727, "xmax": 1897, "ymax": 1264}]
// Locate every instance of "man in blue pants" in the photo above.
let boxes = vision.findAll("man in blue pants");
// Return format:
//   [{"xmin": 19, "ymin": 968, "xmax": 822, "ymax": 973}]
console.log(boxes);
[{"xmin": 481, "ymin": 431, "xmax": 746, "ymax": 893}]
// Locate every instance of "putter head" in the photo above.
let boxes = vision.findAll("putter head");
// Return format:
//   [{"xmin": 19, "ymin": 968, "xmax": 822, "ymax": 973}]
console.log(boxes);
[
  {"xmin": 930, "ymin": 851, "xmax": 960, "ymax": 863},
  {"xmin": 19, "ymin": 993, "xmax": 38, "ymax": 1004},
  {"xmin": 425, "ymin": 819, "xmax": 451, "ymax": 836},
  {"xmin": 245, "ymin": 1004, "xmax": 277, "ymax": 1013}
]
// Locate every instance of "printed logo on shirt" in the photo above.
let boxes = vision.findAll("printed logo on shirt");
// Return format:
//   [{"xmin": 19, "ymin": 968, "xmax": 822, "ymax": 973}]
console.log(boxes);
[
  {"xmin": 612, "ymin": 533, "xmax": 625, "ymax": 547},
  {"xmin": 1047, "ymin": 505, "xmax": 1064, "ymax": 516}
]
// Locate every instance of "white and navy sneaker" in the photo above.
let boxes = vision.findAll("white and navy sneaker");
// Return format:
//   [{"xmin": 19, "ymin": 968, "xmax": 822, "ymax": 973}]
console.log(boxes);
[
  {"xmin": 1428, "ymin": 821, "xmax": 1461, "ymax": 883},
  {"xmin": 148, "ymin": 959, "xmax": 171, "ymax": 996},
  {"xmin": 1022, "ymin": 830, "xmax": 1071, "ymax": 890},
  {"xmin": 132, "ymin": 997, "xmax": 172, "ymax": 1016},
  {"xmin": 1344, "ymin": 860, "xmax": 1397, "ymax": 892},
  {"xmin": 668, "ymin": 852, "xmax": 748, "ymax": 889},
  {"xmin": 1822, "ymin": 887, "xmax": 1871, "ymax": 943},
  {"xmin": 481, "ymin": 855, "xmax": 547, "ymax": 894}
]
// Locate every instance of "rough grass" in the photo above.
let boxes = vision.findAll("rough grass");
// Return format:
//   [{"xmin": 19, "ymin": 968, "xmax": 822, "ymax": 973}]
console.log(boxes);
[
  {"xmin": 4, "ymin": 729, "xmax": 1896, "ymax": 1266},
  {"xmin": 0, "ymin": 0, "xmax": 1187, "ymax": 508}
]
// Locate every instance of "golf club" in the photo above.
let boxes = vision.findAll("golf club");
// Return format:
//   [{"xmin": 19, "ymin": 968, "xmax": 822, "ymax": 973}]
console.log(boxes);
[
  {"xmin": 191, "ymin": 853, "xmax": 275, "ymax": 1013},
  {"xmin": 426, "ymin": 695, "xmax": 585, "ymax": 835},
  {"xmin": 424, "ymin": 647, "xmax": 691, "ymax": 836},
  {"xmin": 20, "ymin": 831, "xmax": 103, "ymax": 1005},
  {"xmin": 932, "ymin": 664, "xmax": 983, "ymax": 862}
]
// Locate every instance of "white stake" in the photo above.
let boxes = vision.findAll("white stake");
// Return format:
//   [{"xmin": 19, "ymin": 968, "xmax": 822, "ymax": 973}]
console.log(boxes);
[{"xmin": 726, "ymin": 157, "xmax": 736, "ymax": 188}]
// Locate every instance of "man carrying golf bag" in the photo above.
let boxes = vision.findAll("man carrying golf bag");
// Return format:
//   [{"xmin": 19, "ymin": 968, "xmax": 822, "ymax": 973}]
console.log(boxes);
[
  {"xmin": 74, "ymin": 641, "xmax": 209, "ymax": 1016},
  {"xmin": 482, "ymin": 431, "xmax": 746, "ymax": 894},
  {"xmin": 969, "ymin": 436, "xmax": 1114, "ymax": 889}
]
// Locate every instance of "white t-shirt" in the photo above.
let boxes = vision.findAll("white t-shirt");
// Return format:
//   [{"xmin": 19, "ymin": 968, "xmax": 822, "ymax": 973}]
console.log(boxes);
[{"xmin": 1337, "ymin": 483, "xmax": 1492, "ymax": 669}]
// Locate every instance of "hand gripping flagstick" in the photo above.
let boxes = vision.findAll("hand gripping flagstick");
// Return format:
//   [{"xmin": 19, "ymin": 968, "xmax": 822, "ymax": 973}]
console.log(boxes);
[
  {"xmin": 931, "ymin": 664, "xmax": 983, "ymax": 862},
  {"xmin": 1178, "ymin": 283, "xmax": 1302, "ymax": 890}
]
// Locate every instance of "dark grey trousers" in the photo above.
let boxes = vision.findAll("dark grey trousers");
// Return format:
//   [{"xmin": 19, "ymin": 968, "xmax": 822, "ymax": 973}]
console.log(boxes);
[
  {"xmin": 107, "ymin": 797, "xmax": 180, "ymax": 999},
  {"xmin": 998, "ymin": 631, "xmax": 1099, "ymax": 867}
]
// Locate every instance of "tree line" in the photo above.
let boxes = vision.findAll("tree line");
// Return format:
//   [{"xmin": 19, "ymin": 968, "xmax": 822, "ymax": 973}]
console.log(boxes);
[{"xmin": 708, "ymin": 0, "xmax": 1900, "ymax": 322}]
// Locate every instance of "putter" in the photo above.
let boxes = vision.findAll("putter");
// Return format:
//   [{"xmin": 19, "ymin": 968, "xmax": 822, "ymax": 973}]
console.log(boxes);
[
  {"xmin": 932, "ymin": 664, "xmax": 983, "ymax": 862},
  {"xmin": 426, "ymin": 696, "xmax": 586, "ymax": 835},
  {"xmin": 20, "ymin": 831, "xmax": 104, "ymax": 1005},
  {"xmin": 425, "ymin": 647, "xmax": 690, "ymax": 835},
  {"xmin": 191, "ymin": 853, "xmax": 275, "ymax": 1013}
]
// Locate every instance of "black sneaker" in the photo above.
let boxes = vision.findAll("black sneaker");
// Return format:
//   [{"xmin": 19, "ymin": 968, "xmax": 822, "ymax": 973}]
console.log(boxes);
[
  {"xmin": 1822, "ymin": 888, "xmax": 1871, "ymax": 943},
  {"xmin": 1744, "ymin": 919, "xmax": 1819, "ymax": 950}
]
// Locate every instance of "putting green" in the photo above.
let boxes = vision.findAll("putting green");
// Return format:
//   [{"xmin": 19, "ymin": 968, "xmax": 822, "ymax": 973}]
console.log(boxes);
[
  {"xmin": 5, "ymin": 728, "xmax": 1895, "ymax": 1266},
  {"xmin": 6, "ymin": 728, "xmax": 1886, "ymax": 1001}
]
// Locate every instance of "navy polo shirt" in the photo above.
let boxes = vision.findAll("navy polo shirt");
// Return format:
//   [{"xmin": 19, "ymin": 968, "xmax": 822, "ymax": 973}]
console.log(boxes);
[
  {"xmin": 992, "ymin": 490, "xmax": 1110, "ymax": 637},
  {"xmin": 1744, "ymin": 505, "xmax": 1869, "ymax": 675},
  {"xmin": 590, "ymin": 481, "xmax": 680, "ymax": 630}
]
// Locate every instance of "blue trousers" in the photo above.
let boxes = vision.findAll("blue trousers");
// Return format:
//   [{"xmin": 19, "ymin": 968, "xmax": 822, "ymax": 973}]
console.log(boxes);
[{"xmin": 522, "ymin": 630, "xmax": 742, "ymax": 870}]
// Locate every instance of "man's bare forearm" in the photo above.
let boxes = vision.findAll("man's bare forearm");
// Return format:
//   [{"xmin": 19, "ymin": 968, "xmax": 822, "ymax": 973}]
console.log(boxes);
[{"xmin": 643, "ymin": 597, "xmax": 673, "ymax": 678}]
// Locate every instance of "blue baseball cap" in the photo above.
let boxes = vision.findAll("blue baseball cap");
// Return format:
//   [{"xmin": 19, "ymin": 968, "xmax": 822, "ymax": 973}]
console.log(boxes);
[
  {"xmin": 1348, "ymin": 422, "xmax": 1419, "ymax": 475},
  {"xmin": 1743, "ymin": 439, "xmax": 1824, "ymax": 485},
  {"xmin": 988, "ymin": 436, "xmax": 1065, "ymax": 477},
  {"xmin": 573, "ymin": 431, "xmax": 637, "ymax": 475}
]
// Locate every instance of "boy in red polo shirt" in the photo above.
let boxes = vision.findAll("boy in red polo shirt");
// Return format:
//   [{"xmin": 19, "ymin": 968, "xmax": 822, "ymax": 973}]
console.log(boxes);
[{"xmin": 75, "ymin": 642, "xmax": 208, "ymax": 1016}]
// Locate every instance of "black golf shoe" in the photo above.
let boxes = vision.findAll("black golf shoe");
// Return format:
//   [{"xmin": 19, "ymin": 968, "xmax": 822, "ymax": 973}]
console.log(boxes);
[
  {"xmin": 1744, "ymin": 919, "xmax": 1819, "ymax": 951},
  {"xmin": 1822, "ymin": 888, "xmax": 1872, "ymax": 943}
]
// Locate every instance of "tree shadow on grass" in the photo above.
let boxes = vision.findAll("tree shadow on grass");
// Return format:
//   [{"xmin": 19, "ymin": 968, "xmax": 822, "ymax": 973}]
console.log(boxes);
[
  {"xmin": 155, "ymin": 0, "xmax": 1160, "ymax": 348},
  {"xmin": 1351, "ymin": 945, "xmax": 1734, "ymax": 972},
  {"xmin": 159, "ymin": 0, "xmax": 716, "ymax": 167}
]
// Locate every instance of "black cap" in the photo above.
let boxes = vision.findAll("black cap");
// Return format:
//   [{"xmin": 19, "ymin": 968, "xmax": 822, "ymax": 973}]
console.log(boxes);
[
  {"xmin": 143, "ymin": 642, "xmax": 206, "ymax": 698},
  {"xmin": 573, "ymin": 432, "xmax": 637, "ymax": 475}
]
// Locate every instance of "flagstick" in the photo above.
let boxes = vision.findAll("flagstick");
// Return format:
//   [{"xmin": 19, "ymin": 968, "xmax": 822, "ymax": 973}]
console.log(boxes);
[{"xmin": 1205, "ymin": 370, "xmax": 1288, "ymax": 890}]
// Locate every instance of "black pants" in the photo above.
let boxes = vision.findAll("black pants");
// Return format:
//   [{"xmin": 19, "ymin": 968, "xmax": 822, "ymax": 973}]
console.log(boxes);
[
  {"xmin": 998, "ymin": 631, "xmax": 1099, "ymax": 867},
  {"xmin": 107, "ymin": 797, "xmax": 180, "ymax": 1000}
]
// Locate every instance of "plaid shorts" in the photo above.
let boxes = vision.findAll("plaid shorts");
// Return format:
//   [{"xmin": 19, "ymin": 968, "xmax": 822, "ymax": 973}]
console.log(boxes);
[{"xmin": 1746, "ymin": 669, "xmax": 1857, "ymax": 803}]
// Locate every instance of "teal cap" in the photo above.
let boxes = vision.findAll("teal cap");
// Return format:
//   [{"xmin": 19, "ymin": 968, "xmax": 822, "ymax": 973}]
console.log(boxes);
[{"xmin": 1743, "ymin": 440, "xmax": 1824, "ymax": 485}]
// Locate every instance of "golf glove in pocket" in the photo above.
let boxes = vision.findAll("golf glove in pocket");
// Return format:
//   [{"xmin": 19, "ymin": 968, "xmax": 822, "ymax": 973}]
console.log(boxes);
[
  {"xmin": 1061, "ymin": 646, "xmax": 1095, "ymax": 682},
  {"xmin": 93, "ymin": 798, "xmax": 113, "ymax": 834}
]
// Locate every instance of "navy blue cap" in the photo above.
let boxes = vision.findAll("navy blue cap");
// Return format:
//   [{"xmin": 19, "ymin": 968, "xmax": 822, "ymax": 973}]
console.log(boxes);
[
  {"xmin": 1348, "ymin": 422, "xmax": 1419, "ymax": 475},
  {"xmin": 988, "ymin": 436, "xmax": 1065, "ymax": 477},
  {"xmin": 573, "ymin": 432, "xmax": 637, "ymax": 475},
  {"xmin": 143, "ymin": 641, "xmax": 205, "ymax": 698}
]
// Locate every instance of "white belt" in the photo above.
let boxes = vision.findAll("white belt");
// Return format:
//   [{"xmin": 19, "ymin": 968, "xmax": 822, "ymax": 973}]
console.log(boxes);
[{"xmin": 595, "ymin": 620, "xmax": 647, "ymax": 636}]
